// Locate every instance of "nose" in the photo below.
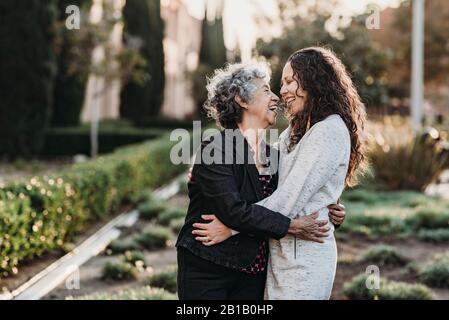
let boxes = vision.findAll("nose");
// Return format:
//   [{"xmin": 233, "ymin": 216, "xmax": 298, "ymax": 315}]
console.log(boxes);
[
  {"xmin": 271, "ymin": 92, "xmax": 280, "ymax": 102},
  {"xmin": 280, "ymin": 83, "xmax": 288, "ymax": 97}
]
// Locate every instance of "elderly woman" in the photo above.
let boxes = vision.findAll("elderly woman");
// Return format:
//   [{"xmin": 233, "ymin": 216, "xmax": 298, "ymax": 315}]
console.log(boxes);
[{"xmin": 176, "ymin": 62, "xmax": 345, "ymax": 300}]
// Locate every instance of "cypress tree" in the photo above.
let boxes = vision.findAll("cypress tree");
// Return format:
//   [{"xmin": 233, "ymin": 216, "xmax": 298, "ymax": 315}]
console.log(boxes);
[
  {"xmin": 120, "ymin": 0, "xmax": 165, "ymax": 125},
  {"xmin": 51, "ymin": 0, "xmax": 92, "ymax": 127},
  {"xmin": 0, "ymin": 0, "xmax": 58, "ymax": 157}
]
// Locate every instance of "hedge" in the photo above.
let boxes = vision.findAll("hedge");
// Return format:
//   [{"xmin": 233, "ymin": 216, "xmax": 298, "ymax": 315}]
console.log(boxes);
[
  {"xmin": 42, "ymin": 126, "xmax": 165, "ymax": 156},
  {"xmin": 0, "ymin": 133, "xmax": 191, "ymax": 278}
]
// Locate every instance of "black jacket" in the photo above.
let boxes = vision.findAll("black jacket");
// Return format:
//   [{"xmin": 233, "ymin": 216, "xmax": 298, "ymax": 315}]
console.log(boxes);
[{"xmin": 176, "ymin": 130, "xmax": 291, "ymax": 270}]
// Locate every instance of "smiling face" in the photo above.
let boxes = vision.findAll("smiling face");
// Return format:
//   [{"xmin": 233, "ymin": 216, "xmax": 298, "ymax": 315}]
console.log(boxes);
[
  {"xmin": 240, "ymin": 78, "xmax": 280, "ymax": 129},
  {"xmin": 280, "ymin": 62, "xmax": 308, "ymax": 118}
]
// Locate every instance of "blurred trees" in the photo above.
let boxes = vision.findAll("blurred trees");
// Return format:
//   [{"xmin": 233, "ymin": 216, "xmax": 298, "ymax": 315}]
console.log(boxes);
[
  {"xmin": 120, "ymin": 0, "xmax": 165, "ymax": 125},
  {"xmin": 255, "ymin": 0, "xmax": 391, "ymax": 110},
  {"xmin": 52, "ymin": 0, "xmax": 92, "ymax": 127},
  {"xmin": 191, "ymin": 0, "xmax": 227, "ymax": 118},
  {"xmin": 0, "ymin": 0, "xmax": 58, "ymax": 157}
]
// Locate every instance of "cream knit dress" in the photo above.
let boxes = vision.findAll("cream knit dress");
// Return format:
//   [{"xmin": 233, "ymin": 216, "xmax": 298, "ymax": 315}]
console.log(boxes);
[{"xmin": 257, "ymin": 114, "xmax": 351, "ymax": 300}]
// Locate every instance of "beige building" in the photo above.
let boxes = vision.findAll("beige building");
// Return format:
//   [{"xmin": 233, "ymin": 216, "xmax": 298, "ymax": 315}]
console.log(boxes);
[{"xmin": 81, "ymin": 0, "xmax": 202, "ymax": 122}]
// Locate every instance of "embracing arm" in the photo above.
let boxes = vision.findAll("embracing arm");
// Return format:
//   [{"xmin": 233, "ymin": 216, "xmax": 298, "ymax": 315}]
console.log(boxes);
[{"xmin": 193, "ymin": 159, "xmax": 290, "ymax": 240}]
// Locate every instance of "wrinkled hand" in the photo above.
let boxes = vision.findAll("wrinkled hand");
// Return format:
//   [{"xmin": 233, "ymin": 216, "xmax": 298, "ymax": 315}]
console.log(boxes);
[
  {"xmin": 328, "ymin": 202, "xmax": 346, "ymax": 226},
  {"xmin": 288, "ymin": 212, "xmax": 330, "ymax": 243},
  {"xmin": 192, "ymin": 214, "xmax": 232, "ymax": 246}
]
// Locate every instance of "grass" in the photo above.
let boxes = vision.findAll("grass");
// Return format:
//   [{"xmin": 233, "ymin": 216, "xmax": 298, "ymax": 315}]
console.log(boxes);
[
  {"xmin": 148, "ymin": 265, "xmax": 178, "ymax": 293},
  {"xmin": 417, "ymin": 229, "xmax": 449, "ymax": 243},
  {"xmin": 419, "ymin": 253, "xmax": 449, "ymax": 288},
  {"xmin": 358, "ymin": 245, "xmax": 408, "ymax": 267},
  {"xmin": 343, "ymin": 273, "xmax": 433, "ymax": 300},
  {"xmin": 72, "ymin": 286, "xmax": 176, "ymax": 300}
]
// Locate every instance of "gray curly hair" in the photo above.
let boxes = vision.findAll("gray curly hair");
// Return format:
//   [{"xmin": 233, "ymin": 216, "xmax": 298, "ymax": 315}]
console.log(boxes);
[{"xmin": 204, "ymin": 62, "xmax": 271, "ymax": 129}]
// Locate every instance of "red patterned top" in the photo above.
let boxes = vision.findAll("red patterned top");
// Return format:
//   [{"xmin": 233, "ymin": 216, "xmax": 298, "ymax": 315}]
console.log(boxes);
[{"xmin": 240, "ymin": 174, "xmax": 275, "ymax": 274}]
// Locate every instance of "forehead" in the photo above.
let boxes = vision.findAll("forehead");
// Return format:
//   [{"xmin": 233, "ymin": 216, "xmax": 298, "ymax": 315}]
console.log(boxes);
[
  {"xmin": 252, "ymin": 77, "xmax": 269, "ymax": 88},
  {"xmin": 282, "ymin": 62, "xmax": 294, "ymax": 77}
]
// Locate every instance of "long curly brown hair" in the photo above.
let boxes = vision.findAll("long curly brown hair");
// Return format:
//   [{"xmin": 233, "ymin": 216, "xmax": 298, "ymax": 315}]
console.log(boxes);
[{"xmin": 286, "ymin": 47, "xmax": 367, "ymax": 187}]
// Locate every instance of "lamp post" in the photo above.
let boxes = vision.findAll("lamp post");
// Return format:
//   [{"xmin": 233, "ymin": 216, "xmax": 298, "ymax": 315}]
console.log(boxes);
[{"xmin": 411, "ymin": 0, "xmax": 425, "ymax": 132}]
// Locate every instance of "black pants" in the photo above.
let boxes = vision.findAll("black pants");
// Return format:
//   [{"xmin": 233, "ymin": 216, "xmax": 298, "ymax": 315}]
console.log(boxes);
[{"xmin": 177, "ymin": 247, "xmax": 266, "ymax": 300}]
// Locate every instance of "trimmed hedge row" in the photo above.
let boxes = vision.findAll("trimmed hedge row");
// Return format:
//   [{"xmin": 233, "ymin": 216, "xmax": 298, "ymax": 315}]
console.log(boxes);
[
  {"xmin": 42, "ymin": 126, "xmax": 166, "ymax": 156},
  {"xmin": 0, "ymin": 134, "xmax": 190, "ymax": 278}
]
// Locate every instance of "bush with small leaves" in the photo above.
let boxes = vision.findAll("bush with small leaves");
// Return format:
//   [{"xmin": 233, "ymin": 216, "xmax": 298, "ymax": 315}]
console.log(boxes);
[
  {"xmin": 405, "ymin": 209, "xmax": 449, "ymax": 231},
  {"xmin": 157, "ymin": 208, "xmax": 186, "ymax": 226},
  {"xmin": 417, "ymin": 229, "xmax": 449, "ymax": 243},
  {"xmin": 73, "ymin": 286, "xmax": 176, "ymax": 300},
  {"xmin": 169, "ymin": 218, "xmax": 185, "ymax": 234},
  {"xmin": 359, "ymin": 245, "xmax": 408, "ymax": 267},
  {"xmin": 102, "ymin": 261, "xmax": 137, "ymax": 281},
  {"xmin": 343, "ymin": 273, "xmax": 433, "ymax": 300},
  {"xmin": 108, "ymin": 238, "xmax": 142, "ymax": 254},
  {"xmin": 135, "ymin": 225, "xmax": 173, "ymax": 250},
  {"xmin": 138, "ymin": 200, "xmax": 168, "ymax": 220},
  {"xmin": 148, "ymin": 265, "xmax": 178, "ymax": 293},
  {"xmin": 122, "ymin": 250, "xmax": 147, "ymax": 267},
  {"xmin": 419, "ymin": 254, "xmax": 449, "ymax": 288}
]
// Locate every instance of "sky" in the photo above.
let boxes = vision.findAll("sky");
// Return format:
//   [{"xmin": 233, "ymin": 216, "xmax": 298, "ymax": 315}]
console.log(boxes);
[{"xmin": 185, "ymin": 0, "xmax": 404, "ymax": 61}]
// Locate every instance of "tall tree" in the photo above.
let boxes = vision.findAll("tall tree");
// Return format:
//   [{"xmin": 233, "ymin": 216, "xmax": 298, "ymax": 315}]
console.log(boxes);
[
  {"xmin": 120, "ymin": 0, "xmax": 165, "ymax": 125},
  {"xmin": 192, "ymin": 0, "xmax": 227, "ymax": 117},
  {"xmin": 0, "ymin": 0, "xmax": 58, "ymax": 157},
  {"xmin": 52, "ymin": 0, "xmax": 92, "ymax": 127}
]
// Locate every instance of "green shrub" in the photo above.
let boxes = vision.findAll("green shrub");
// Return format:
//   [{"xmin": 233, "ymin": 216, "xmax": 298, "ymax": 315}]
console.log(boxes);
[
  {"xmin": 359, "ymin": 245, "xmax": 408, "ymax": 267},
  {"xmin": 339, "ymin": 214, "xmax": 405, "ymax": 238},
  {"xmin": 169, "ymin": 218, "xmax": 186, "ymax": 235},
  {"xmin": 417, "ymin": 229, "xmax": 449, "ymax": 243},
  {"xmin": 122, "ymin": 250, "xmax": 146, "ymax": 267},
  {"xmin": 135, "ymin": 225, "xmax": 173, "ymax": 250},
  {"xmin": 138, "ymin": 200, "xmax": 168, "ymax": 220},
  {"xmin": 148, "ymin": 265, "xmax": 178, "ymax": 293},
  {"xmin": 0, "ymin": 133, "xmax": 191, "ymax": 278},
  {"xmin": 73, "ymin": 286, "xmax": 176, "ymax": 300},
  {"xmin": 0, "ymin": 0, "xmax": 57, "ymax": 157},
  {"xmin": 42, "ymin": 126, "xmax": 164, "ymax": 156},
  {"xmin": 157, "ymin": 208, "xmax": 186, "ymax": 226},
  {"xmin": 102, "ymin": 261, "xmax": 137, "ymax": 281},
  {"xmin": 405, "ymin": 209, "xmax": 449, "ymax": 231},
  {"xmin": 369, "ymin": 129, "xmax": 449, "ymax": 191},
  {"xmin": 419, "ymin": 254, "xmax": 449, "ymax": 288},
  {"xmin": 343, "ymin": 273, "xmax": 433, "ymax": 300}
]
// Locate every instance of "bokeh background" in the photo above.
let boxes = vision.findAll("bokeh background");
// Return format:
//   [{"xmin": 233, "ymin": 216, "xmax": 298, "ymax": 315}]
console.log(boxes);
[{"xmin": 1, "ymin": 0, "xmax": 449, "ymax": 300}]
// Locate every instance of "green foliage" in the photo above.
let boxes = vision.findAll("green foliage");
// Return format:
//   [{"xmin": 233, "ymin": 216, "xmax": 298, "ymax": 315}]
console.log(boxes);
[
  {"xmin": 343, "ymin": 273, "xmax": 433, "ymax": 300},
  {"xmin": 0, "ymin": 133, "xmax": 190, "ymax": 278},
  {"xmin": 0, "ymin": 0, "xmax": 58, "ymax": 157},
  {"xmin": 419, "ymin": 254, "xmax": 449, "ymax": 288},
  {"xmin": 102, "ymin": 261, "xmax": 137, "ymax": 281},
  {"xmin": 157, "ymin": 208, "xmax": 186, "ymax": 226},
  {"xmin": 74, "ymin": 286, "xmax": 176, "ymax": 300},
  {"xmin": 369, "ymin": 129, "xmax": 449, "ymax": 191},
  {"xmin": 135, "ymin": 225, "xmax": 173, "ymax": 250},
  {"xmin": 417, "ymin": 229, "xmax": 449, "ymax": 243},
  {"xmin": 42, "ymin": 125, "xmax": 164, "ymax": 156},
  {"xmin": 138, "ymin": 200, "xmax": 168, "ymax": 221},
  {"xmin": 255, "ymin": 1, "xmax": 391, "ymax": 109},
  {"xmin": 148, "ymin": 265, "xmax": 178, "ymax": 293},
  {"xmin": 359, "ymin": 245, "xmax": 408, "ymax": 267},
  {"xmin": 169, "ymin": 218, "xmax": 186, "ymax": 235},
  {"xmin": 120, "ymin": 0, "xmax": 165, "ymax": 123},
  {"xmin": 52, "ymin": 0, "xmax": 92, "ymax": 127},
  {"xmin": 122, "ymin": 250, "xmax": 146, "ymax": 267},
  {"xmin": 108, "ymin": 238, "xmax": 142, "ymax": 254}
]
